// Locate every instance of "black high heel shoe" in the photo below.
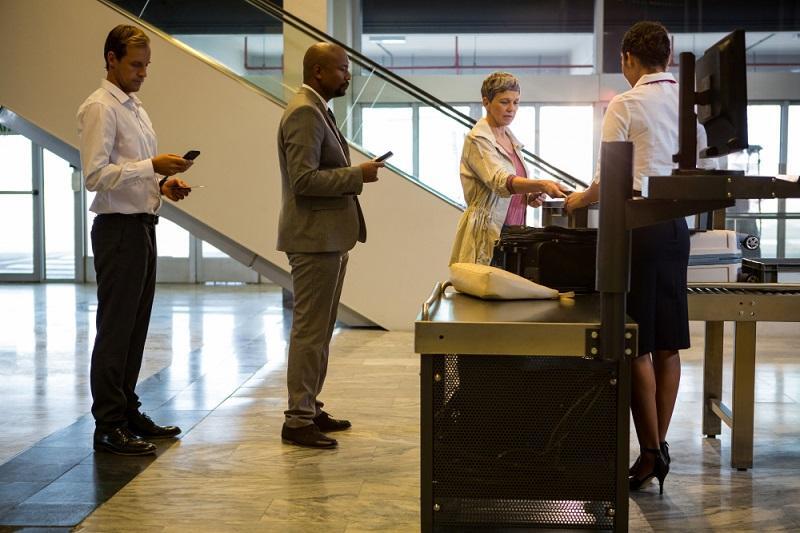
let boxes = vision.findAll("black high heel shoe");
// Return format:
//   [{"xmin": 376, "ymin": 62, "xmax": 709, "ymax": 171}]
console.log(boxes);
[
  {"xmin": 629, "ymin": 441, "xmax": 670, "ymax": 475},
  {"xmin": 629, "ymin": 447, "xmax": 669, "ymax": 494}
]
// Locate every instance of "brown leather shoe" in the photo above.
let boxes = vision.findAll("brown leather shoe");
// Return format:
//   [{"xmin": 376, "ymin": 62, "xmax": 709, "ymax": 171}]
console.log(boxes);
[
  {"xmin": 313, "ymin": 411, "xmax": 351, "ymax": 432},
  {"xmin": 281, "ymin": 423, "xmax": 337, "ymax": 448}
]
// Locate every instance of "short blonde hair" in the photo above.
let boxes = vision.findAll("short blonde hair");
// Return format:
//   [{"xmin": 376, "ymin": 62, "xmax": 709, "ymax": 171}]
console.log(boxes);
[
  {"xmin": 104, "ymin": 25, "xmax": 150, "ymax": 69},
  {"xmin": 481, "ymin": 72, "xmax": 520, "ymax": 102}
]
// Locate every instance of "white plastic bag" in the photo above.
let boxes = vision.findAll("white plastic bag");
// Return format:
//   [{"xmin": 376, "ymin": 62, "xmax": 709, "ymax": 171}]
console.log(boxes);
[{"xmin": 449, "ymin": 262, "xmax": 560, "ymax": 300}]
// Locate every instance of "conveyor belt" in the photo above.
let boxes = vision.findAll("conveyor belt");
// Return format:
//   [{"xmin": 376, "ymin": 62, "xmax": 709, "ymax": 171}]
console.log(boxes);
[
  {"xmin": 688, "ymin": 282, "xmax": 800, "ymax": 295},
  {"xmin": 687, "ymin": 283, "xmax": 800, "ymax": 322}
]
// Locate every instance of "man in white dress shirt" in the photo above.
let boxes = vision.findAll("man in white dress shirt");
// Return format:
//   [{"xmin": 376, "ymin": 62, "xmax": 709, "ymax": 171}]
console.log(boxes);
[{"xmin": 78, "ymin": 25, "xmax": 194, "ymax": 456}]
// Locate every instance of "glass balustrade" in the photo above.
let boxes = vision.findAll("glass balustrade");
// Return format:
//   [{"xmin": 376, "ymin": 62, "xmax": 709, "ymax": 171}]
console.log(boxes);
[{"xmin": 107, "ymin": 0, "xmax": 583, "ymax": 209}]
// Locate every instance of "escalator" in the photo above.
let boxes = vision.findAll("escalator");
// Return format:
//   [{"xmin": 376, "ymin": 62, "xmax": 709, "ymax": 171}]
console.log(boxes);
[{"xmin": 0, "ymin": 0, "xmax": 585, "ymax": 330}]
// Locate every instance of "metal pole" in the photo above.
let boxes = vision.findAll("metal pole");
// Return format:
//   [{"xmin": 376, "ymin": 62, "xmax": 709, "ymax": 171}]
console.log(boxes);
[
  {"xmin": 596, "ymin": 141, "xmax": 633, "ymax": 531},
  {"xmin": 597, "ymin": 140, "xmax": 633, "ymax": 358},
  {"xmin": 675, "ymin": 51, "xmax": 697, "ymax": 170}
]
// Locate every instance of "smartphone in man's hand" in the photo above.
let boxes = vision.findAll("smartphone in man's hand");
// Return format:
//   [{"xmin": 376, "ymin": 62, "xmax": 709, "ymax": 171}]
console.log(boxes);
[
  {"xmin": 373, "ymin": 151, "xmax": 393, "ymax": 162},
  {"xmin": 183, "ymin": 150, "xmax": 201, "ymax": 160}
]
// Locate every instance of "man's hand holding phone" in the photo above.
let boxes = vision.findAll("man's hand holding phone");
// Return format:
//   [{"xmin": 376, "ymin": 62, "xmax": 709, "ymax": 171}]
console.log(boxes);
[
  {"xmin": 152, "ymin": 153, "xmax": 193, "ymax": 176},
  {"xmin": 358, "ymin": 151, "xmax": 393, "ymax": 183}
]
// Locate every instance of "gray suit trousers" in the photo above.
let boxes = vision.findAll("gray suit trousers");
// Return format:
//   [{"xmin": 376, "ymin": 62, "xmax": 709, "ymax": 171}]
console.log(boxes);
[{"xmin": 284, "ymin": 251, "xmax": 349, "ymax": 428}]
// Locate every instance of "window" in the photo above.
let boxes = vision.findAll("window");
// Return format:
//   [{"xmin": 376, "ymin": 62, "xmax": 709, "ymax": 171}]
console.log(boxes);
[
  {"xmin": 418, "ymin": 105, "xmax": 471, "ymax": 204},
  {"xmin": 156, "ymin": 219, "xmax": 190, "ymax": 258},
  {"xmin": 362, "ymin": 33, "xmax": 595, "ymax": 76},
  {"xmin": 361, "ymin": 106, "xmax": 414, "ymax": 177},
  {"xmin": 0, "ymin": 133, "xmax": 34, "ymax": 275},
  {"xmin": 539, "ymin": 106, "xmax": 593, "ymax": 183},
  {"xmin": 510, "ymin": 105, "xmax": 535, "ymax": 153},
  {"xmin": 725, "ymin": 105, "xmax": 782, "ymax": 256}
]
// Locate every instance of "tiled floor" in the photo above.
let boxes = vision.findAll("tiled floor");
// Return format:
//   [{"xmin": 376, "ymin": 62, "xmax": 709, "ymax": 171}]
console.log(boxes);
[{"xmin": 0, "ymin": 283, "xmax": 798, "ymax": 531}]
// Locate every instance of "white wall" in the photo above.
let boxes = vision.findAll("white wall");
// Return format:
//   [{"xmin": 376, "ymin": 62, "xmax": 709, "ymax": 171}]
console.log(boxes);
[{"xmin": 0, "ymin": 0, "xmax": 461, "ymax": 331}]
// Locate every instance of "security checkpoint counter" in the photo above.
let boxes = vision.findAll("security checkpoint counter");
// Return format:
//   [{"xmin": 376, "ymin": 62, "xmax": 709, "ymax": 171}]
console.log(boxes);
[{"xmin": 415, "ymin": 282, "xmax": 636, "ymax": 532}]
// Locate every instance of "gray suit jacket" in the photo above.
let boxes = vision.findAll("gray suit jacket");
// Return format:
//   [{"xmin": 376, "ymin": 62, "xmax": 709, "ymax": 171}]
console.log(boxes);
[{"xmin": 276, "ymin": 87, "xmax": 366, "ymax": 253}]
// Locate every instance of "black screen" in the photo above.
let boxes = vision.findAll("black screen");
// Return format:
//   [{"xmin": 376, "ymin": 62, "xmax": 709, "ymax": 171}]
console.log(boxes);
[{"xmin": 695, "ymin": 30, "xmax": 749, "ymax": 158}]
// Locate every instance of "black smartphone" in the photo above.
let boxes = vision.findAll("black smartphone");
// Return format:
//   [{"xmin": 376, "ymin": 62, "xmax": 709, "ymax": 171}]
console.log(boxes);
[
  {"xmin": 373, "ymin": 151, "xmax": 393, "ymax": 162},
  {"xmin": 183, "ymin": 150, "xmax": 201, "ymax": 160}
]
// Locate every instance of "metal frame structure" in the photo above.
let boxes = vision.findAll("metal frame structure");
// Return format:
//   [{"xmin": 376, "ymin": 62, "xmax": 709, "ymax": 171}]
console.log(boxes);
[
  {"xmin": 416, "ymin": 144, "xmax": 800, "ymax": 529},
  {"xmin": 417, "ymin": 284, "xmax": 636, "ymax": 531},
  {"xmin": 600, "ymin": 142, "xmax": 800, "ymax": 474},
  {"xmin": 687, "ymin": 283, "xmax": 800, "ymax": 470}
]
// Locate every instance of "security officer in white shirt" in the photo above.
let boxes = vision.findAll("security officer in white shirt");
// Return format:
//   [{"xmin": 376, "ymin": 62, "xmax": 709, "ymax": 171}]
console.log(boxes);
[
  {"xmin": 566, "ymin": 21, "xmax": 714, "ymax": 495},
  {"xmin": 77, "ymin": 25, "xmax": 194, "ymax": 456}
]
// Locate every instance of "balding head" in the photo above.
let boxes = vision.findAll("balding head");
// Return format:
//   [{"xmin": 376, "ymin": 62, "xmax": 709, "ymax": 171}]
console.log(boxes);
[
  {"xmin": 303, "ymin": 43, "xmax": 345, "ymax": 81},
  {"xmin": 302, "ymin": 42, "xmax": 351, "ymax": 101}
]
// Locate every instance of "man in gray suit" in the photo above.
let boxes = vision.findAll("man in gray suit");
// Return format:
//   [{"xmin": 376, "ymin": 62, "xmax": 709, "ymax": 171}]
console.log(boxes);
[{"xmin": 277, "ymin": 43, "xmax": 383, "ymax": 448}]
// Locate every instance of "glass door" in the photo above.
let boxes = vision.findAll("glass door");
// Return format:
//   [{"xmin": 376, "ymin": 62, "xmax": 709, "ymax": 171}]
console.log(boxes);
[
  {"xmin": 0, "ymin": 127, "xmax": 41, "ymax": 280},
  {"xmin": 43, "ymin": 149, "xmax": 80, "ymax": 280}
]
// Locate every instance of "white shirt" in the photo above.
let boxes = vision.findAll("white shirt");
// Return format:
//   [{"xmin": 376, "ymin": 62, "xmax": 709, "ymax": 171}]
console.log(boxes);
[
  {"xmin": 77, "ymin": 79, "xmax": 160, "ymax": 214},
  {"xmin": 594, "ymin": 72, "xmax": 714, "ymax": 191}
]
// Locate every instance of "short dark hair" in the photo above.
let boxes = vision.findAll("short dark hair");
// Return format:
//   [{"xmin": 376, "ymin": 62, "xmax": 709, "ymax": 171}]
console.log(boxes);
[
  {"xmin": 621, "ymin": 21, "xmax": 671, "ymax": 69},
  {"xmin": 104, "ymin": 25, "xmax": 150, "ymax": 70}
]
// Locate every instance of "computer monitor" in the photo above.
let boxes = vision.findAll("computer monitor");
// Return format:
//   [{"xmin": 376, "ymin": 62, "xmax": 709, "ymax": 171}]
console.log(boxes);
[
  {"xmin": 673, "ymin": 29, "xmax": 749, "ymax": 172},
  {"xmin": 695, "ymin": 29, "xmax": 748, "ymax": 158}
]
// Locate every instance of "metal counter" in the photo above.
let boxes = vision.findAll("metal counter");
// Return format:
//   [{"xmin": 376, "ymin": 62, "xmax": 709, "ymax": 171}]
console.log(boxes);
[
  {"xmin": 416, "ymin": 282, "xmax": 637, "ymax": 357},
  {"xmin": 416, "ymin": 282, "xmax": 636, "ymax": 532}
]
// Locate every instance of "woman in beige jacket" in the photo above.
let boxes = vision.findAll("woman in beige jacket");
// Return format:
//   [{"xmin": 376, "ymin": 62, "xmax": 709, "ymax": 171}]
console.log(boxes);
[{"xmin": 450, "ymin": 72, "xmax": 569, "ymax": 265}]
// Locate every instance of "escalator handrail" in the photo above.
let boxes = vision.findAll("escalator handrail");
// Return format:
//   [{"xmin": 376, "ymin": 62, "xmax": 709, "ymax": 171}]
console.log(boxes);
[{"xmin": 245, "ymin": 0, "xmax": 588, "ymax": 189}]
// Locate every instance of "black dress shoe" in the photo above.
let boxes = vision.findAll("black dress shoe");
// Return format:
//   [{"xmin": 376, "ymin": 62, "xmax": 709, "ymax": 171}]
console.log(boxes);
[
  {"xmin": 94, "ymin": 427, "xmax": 157, "ymax": 456},
  {"xmin": 312, "ymin": 411, "xmax": 351, "ymax": 432},
  {"xmin": 281, "ymin": 423, "xmax": 337, "ymax": 448},
  {"xmin": 128, "ymin": 412, "xmax": 182, "ymax": 439}
]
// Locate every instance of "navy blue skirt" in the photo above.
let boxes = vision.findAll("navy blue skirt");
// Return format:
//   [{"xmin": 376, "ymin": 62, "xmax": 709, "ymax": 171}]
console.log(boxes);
[{"xmin": 627, "ymin": 218, "xmax": 690, "ymax": 356}]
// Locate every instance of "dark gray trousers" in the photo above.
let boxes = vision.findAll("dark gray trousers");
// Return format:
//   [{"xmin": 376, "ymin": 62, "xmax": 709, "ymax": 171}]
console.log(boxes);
[
  {"xmin": 284, "ymin": 251, "xmax": 349, "ymax": 428},
  {"xmin": 90, "ymin": 214, "xmax": 157, "ymax": 431}
]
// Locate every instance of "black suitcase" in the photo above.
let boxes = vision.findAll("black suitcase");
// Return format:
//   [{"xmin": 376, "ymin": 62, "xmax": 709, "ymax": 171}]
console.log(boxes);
[{"xmin": 494, "ymin": 226, "xmax": 598, "ymax": 292}]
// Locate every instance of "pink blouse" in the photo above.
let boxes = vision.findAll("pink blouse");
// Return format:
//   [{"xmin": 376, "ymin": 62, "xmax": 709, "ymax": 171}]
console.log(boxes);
[{"xmin": 503, "ymin": 147, "xmax": 527, "ymax": 226}]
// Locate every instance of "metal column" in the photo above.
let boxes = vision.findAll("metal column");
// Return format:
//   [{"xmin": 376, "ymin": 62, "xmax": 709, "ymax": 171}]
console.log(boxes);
[
  {"xmin": 597, "ymin": 141, "xmax": 633, "ymax": 532},
  {"xmin": 731, "ymin": 321, "xmax": 757, "ymax": 470},
  {"xmin": 702, "ymin": 321, "xmax": 725, "ymax": 438}
]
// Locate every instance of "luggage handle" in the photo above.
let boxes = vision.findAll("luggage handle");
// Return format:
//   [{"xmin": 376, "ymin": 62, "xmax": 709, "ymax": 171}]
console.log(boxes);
[{"xmin": 421, "ymin": 281, "xmax": 452, "ymax": 321}]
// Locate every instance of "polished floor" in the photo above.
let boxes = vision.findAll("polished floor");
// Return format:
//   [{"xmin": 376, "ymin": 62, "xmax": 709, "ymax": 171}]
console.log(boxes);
[{"xmin": 0, "ymin": 283, "xmax": 798, "ymax": 531}]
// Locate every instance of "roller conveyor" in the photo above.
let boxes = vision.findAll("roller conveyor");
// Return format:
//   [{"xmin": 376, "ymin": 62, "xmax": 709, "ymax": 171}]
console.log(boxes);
[{"xmin": 686, "ymin": 282, "xmax": 800, "ymax": 470}]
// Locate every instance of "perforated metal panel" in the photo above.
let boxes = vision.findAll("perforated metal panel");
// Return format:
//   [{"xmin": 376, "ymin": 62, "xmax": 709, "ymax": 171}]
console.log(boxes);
[{"xmin": 429, "ymin": 355, "xmax": 619, "ymax": 529}]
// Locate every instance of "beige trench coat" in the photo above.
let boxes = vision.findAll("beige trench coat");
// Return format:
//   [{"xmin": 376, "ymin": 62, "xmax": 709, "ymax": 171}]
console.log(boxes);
[{"xmin": 449, "ymin": 118, "xmax": 529, "ymax": 265}]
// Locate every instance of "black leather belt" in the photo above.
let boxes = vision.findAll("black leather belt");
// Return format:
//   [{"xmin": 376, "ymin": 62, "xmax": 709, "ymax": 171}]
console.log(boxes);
[{"xmin": 96, "ymin": 213, "xmax": 159, "ymax": 225}]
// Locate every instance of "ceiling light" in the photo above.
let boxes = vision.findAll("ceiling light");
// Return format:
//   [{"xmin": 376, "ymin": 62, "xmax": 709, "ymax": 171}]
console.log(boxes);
[{"xmin": 369, "ymin": 35, "xmax": 406, "ymax": 45}]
